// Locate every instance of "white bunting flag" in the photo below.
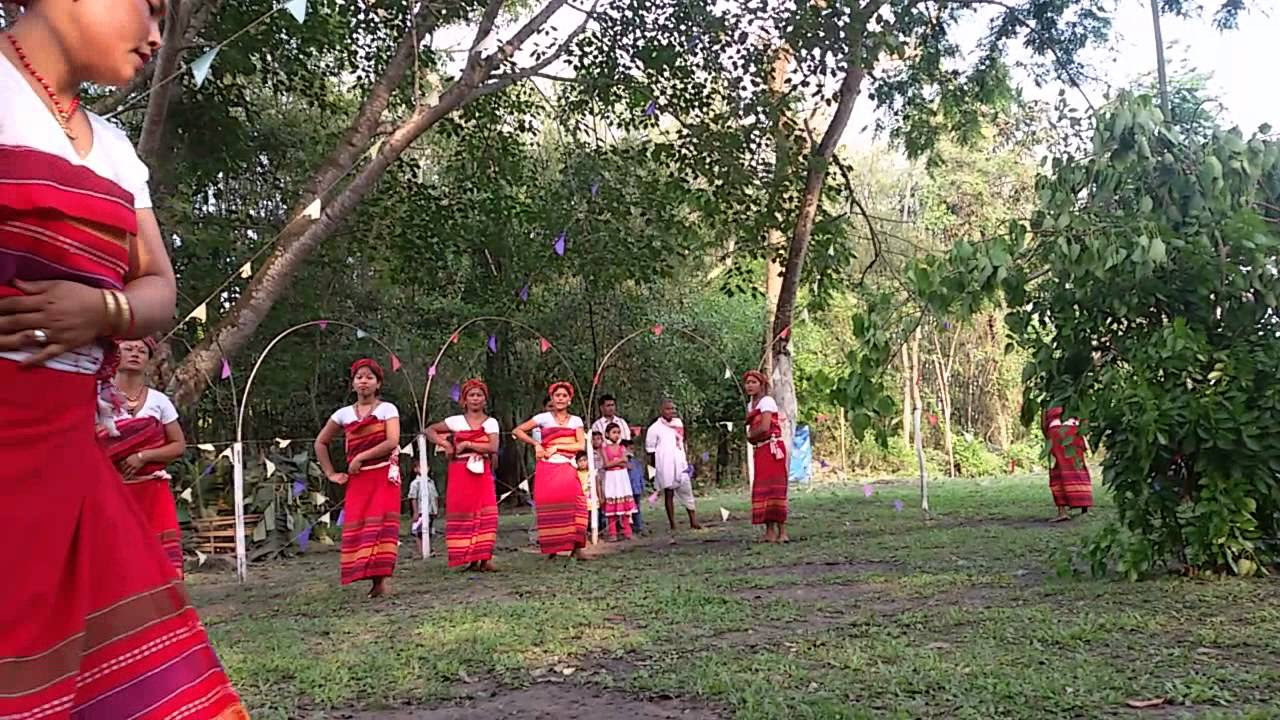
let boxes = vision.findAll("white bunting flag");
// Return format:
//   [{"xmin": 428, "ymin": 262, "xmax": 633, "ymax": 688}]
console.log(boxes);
[
  {"xmin": 355, "ymin": 328, "xmax": 369, "ymax": 339},
  {"xmin": 191, "ymin": 47, "xmax": 218, "ymax": 88},
  {"xmin": 196, "ymin": 443, "xmax": 215, "ymax": 453},
  {"xmin": 312, "ymin": 492, "xmax": 327, "ymax": 506},
  {"xmin": 180, "ymin": 488, "xmax": 193, "ymax": 502},
  {"xmin": 188, "ymin": 303, "xmax": 208, "ymax": 323},
  {"xmin": 238, "ymin": 261, "xmax": 252, "ymax": 279},
  {"xmin": 196, "ymin": 550, "xmax": 208, "ymax": 567},
  {"xmin": 720, "ymin": 507, "xmax": 731, "ymax": 522},
  {"xmin": 301, "ymin": 198, "xmax": 322, "ymax": 220},
  {"xmin": 517, "ymin": 480, "xmax": 530, "ymax": 492},
  {"xmin": 718, "ymin": 421, "xmax": 734, "ymax": 432},
  {"xmin": 367, "ymin": 139, "xmax": 383, "ymax": 159},
  {"xmin": 647, "ymin": 466, "xmax": 656, "ymax": 479},
  {"xmin": 264, "ymin": 459, "xmax": 277, "ymax": 477},
  {"xmin": 282, "ymin": 0, "xmax": 306, "ymax": 23},
  {"xmin": 275, "ymin": 437, "xmax": 291, "ymax": 448},
  {"xmin": 318, "ymin": 512, "xmax": 331, "ymax": 524},
  {"xmin": 218, "ymin": 446, "xmax": 233, "ymax": 460},
  {"xmin": 400, "ymin": 443, "xmax": 414, "ymax": 456},
  {"xmin": 497, "ymin": 490, "xmax": 514, "ymax": 503},
  {"xmin": 724, "ymin": 367, "xmax": 732, "ymax": 380}
]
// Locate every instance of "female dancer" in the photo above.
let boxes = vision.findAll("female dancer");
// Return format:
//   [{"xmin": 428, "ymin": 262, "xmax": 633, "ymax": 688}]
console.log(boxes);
[
  {"xmin": 100, "ymin": 337, "xmax": 188, "ymax": 577},
  {"xmin": 0, "ymin": 1, "xmax": 247, "ymax": 716},
  {"xmin": 1043, "ymin": 406, "xmax": 1093, "ymax": 522},
  {"xmin": 425, "ymin": 377, "xmax": 500, "ymax": 571},
  {"xmin": 513, "ymin": 381, "xmax": 589, "ymax": 560},
  {"xmin": 601, "ymin": 422, "xmax": 637, "ymax": 540},
  {"xmin": 744, "ymin": 370, "xmax": 789, "ymax": 543},
  {"xmin": 315, "ymin": 359, "xmax": 402, "ymax": 597}
]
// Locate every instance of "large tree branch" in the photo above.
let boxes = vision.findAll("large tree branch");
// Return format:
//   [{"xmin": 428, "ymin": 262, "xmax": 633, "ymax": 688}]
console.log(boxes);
[{"xmin": 475, "ymin": 2, "xmax": 593, "ymax": 97}]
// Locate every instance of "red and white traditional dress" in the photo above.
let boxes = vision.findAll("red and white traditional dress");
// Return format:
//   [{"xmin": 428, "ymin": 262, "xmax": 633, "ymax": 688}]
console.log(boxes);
[
  {"xmin": 0, "ymin": 55, "xmax": 246, "ymax": 719},
  {"xmin": 531, "ymin": 412, "xmax": 588, "ymax": 554},
  {"xmin": 749, "ymin": 395, "xmax": 789, "ymax": 525},
  {"xmin": 601, "ymin": 442, "xmax": 636, "ymax": 538},
  {"xmin": 443, "ymin": 414, "xmax": 500, "ymax": 567},
  {"xmin": 331, "ymin": 401, "xmax": 402, "ymax": 584},
  {"xmin": 100, "ymin": 388, "xmax": 185, "ymax": 577},
  {"xmin": 1043, "ymin": 407, "xmax": 1093, "ymax": 509}
]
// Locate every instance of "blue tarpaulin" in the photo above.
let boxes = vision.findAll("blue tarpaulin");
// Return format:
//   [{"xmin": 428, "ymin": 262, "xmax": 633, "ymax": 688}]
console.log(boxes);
[{"xmin": 790, "ymin": 425, "xmax": 812, "ymax": 485}]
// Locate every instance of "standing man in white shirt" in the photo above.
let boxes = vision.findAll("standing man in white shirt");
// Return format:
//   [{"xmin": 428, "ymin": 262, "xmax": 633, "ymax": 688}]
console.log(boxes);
[
  {"xmin": 590, "ymin": 394, "xmax": 631, "ymax": 441},
  {"xmin": 645, "ymin": 399, "xmax": 702, "ymax": 535}
]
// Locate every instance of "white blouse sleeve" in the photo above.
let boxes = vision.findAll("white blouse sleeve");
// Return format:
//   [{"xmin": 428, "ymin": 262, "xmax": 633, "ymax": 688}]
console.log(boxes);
[
  {"xmin": 153, "ymin": 392, "xmax": 179, "ymax": 424},
  {"xmin": 375, "ymin": 402, "xmax": 400, "ymax": 420},
  {"xmin": 756, "ymin": 396, "xmax": 779, "ymax": 414},
  {"xmin": 329, "ymin": 407, "xmax": 351, "ymax": 426},
  {"xmin": 482, "ymin": 417, "xmax": 500, "ymax": 433},
  {"xmin": 531, "ymin": 412, "xmax": 553, "ymax": 428}
]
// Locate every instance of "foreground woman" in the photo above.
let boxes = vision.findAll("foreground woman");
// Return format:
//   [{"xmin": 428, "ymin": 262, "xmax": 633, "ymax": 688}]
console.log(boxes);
[
  {"xmin": 513, "ymin": 382, "xmax": 589, "ymax": 560},
  {"xmin": 744, "ymin": 370, "xmax": 789, "ymax": 542},
  {"xmin": 425, "ymin": 377, "xmax": 500, "ymax": 571},
  {"xmin": 1043, "ymin": 406, "xmax": 1093, "ymax": 522},
  {"xmin": 315, "ymin": 359, "xmax": 402, "ymax": 597},
  {"xmin": 100, "ymin": 338, "xmax": 188, "ymax": 577},
  {"xmin": 0, "ymin": 1, "xmax": 247, "ymax": 716}
]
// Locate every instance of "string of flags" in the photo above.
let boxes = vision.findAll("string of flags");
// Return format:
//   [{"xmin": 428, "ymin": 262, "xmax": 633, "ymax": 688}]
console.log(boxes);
[{"xmin": 189, "ymin": 0, "xmax": 309, "ymax": 89}]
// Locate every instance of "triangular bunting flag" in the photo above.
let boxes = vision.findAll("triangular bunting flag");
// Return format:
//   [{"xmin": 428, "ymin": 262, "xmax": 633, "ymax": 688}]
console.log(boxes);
[
  {"xmin": 487, "ymin": 334, "xmax": 497, "ymax": 353},
  {"xmin": 196, "ymin": 443, "xmax": 215, "ymax": 453},
  {"xmin": 779, "ymin": 325, "xmax": 791, "ymax": 339},
  {"xmin": 220, "ymin": 358, "xmax": 231, "ymax": 380},
  {"xmin": 297, "ymin": 525, "xmax": 311, "ymax": 551},
  {"xmin": 450, "ymin": 382, "xmax": 460, "ymax": 403},
  {"xmin": 518, "ymin": 283, "xmax": 529, "ymax": 303},
  {"xmin": 553, "ymin": 231, "xmax": 566, "ymax": 256},
  {"xmin": 720, "ymin": 507, "xmax": 730, "ymax": 522},
  {"xmin": 264, "ymin": 459, "xmax": 277, "ymax": 477},
  {"xmin": 282, "ymin": 0, "xmax": 306, "ymax": 23},
  {"xmin": 238, "ymin": 261, "xmax": 252, "ymax": 279},
  {"xmin": 291, "ymin": 479, "xmax": 305, "ymax": 498},
  {"xmin": 893, "ymin": 499, "xmax": 904, "ymax": 512},
  {"xmin": 592, "ymin": 372, "xmax": 601, "ymax": 387},
  {"xmin": 218, "ymin": 446, "xmax": 233, "ymax": 460},
  {"xmin": 400, "ymin": 443, "xmax": 413, "ymax": 456},
  {"xmin": 539, "ymin": 337, "xmax": 550, "ymax": 353},
  {"xmin": 336, "ymin": 509, "xmax": 345, "ymax": 526},
  {"xmin": 312, "ymin": 492, "xmax": 327, "ymax": 506},
  {"xmin": 643, "ymin": 99, "xmax": 657, "ymax": 117},
  {"xmin": 652, "ymin": 324, "xmax": 664, "ymax": 336},
  {"xmin": 316, "ymin": 320, "xmax": 328, "ymax": 330},
  {"xmin": 449, "ymin": 333, "xmax": 459, "ymax": 344},
  {"xmin": 700, "ymin": 451, "xmax": 710, "ymax": 463},
  {"xmin": 390, "ymin": 353, "xmax": 402, "ymax": 372},
  {"xmin": 718, "ymin": 421, "xmax": 734, "ymax": 432},
  {"xmin": 275, "ymin": 437, "xmax": 291, "ymax": 448},
  {"xmin": 355, "ymin": 328, "xmax": 369, "ymax": 339},
  {"xmin": 196, "ymin": 550, "xmax": 208, "ymax": 567},
  {"xmin": 180, "ymin": 488, "xmax": 193, "ymax": 502},
  {"xmin": 318, "ymin": 512, "xmax": 331, "ymax": 524},
  {"xmin": 724, "ymin": 367, "xmax": 733, "ymax": 380},
  {"xmin": 301, "ymin": 198, "xmax": 322, "ymax": 220},
  {"xmin": 517, "ymin": 480, "xmax": 530, "ymax": 492},
  {"xmin": 428, "ymin": 364, "xmax": 437, "ymax": 378},
  {"xmin": 590, "ymin": 178, "xmax": 601, "ymax": 198},
  {"xmin": 187, "ymin": 303, "xmax": 207, "ymax": 323},
  {"xmin": 191, "ymin": 47, "xmax": 218, "ymax": 88},
  {"xmin": 862, "ymin": 484, "xmax": 874, "ymax": 498},
  {"xmin": 497, "ymin": 490, "xmax": 514, "ymax": 503}
]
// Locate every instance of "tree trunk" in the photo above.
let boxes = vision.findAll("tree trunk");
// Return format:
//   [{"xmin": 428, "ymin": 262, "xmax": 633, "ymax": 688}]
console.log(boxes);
[
  {"xmin": 167, "ymin": 0, "xmax": 575, "ymax": 409},
  {"xmin": 761, "ymin": 45, "xmax": 791, "ymax": 380},
  {"xmin": 929, "ymin": 328, "xmax": 959, "ymax": 477},
  {"xmin": 910, "ymin": 329, "xmax": 928, "ymax": 512},
  {"xmin": 769, "ymin": 43, "xmax": 866, "ymax": 454},
  {"xmin": 900, "ymin": 343, "xmax": 912, "ymax": 446},
  {"xmin": 1150, "ymin": 0, "xmax": 1170, "ymax": 120}
]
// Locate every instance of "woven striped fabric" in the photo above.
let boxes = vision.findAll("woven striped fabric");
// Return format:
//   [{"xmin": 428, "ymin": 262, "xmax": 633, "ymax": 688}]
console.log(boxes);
[
  {"xmin": 339, "ymin": 464, "xmax": 401, "ymax": 584},
  {"xmin": 748, "ymin": 399, "xmax": 788, "ymax": 525},
  {"xmin": 444, "ymin": 429, "xmax": 498, "ymax": 567},
  {"xmin": 533, "ymin": 427, "xmax": 588, "ymax": 555}
]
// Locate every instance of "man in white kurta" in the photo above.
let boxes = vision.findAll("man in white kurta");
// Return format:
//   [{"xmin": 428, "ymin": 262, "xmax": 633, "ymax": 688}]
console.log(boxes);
[{"xmin": 645, "ymin": 399, "xmax": 702, "ymax": 532}]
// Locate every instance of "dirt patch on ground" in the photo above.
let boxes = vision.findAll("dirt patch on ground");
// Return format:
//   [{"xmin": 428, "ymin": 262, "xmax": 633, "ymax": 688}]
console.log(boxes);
[
  {"xmin": 326, "ymin": 684, "xmax": 722, "ymax": 719},
  {"xmin": 743, "ymin": 560, "xmax": 902, "ymax": 577}
]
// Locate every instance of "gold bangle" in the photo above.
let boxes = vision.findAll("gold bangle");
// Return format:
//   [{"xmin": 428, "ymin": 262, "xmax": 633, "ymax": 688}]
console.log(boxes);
[
  {"xmin": 101, "ymin": 289, "xmax": 119, "ymax": 336},
  {"xmin": 113, "ymin": 290, "xmax": 134, "ymax": 336}
]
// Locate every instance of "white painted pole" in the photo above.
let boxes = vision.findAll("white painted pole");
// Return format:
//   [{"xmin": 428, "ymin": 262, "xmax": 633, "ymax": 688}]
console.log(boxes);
[
  {"xmin": 232, "ymin": 441, "xmax": 247, "ymax": 583},
  {"xmin": 587, "ymin": 428, "xmax": 598, "ymax": 545},
  {"xmin": 747, "ymin": 438, "xmax": 755, "ymax": 493},
  {"xmin": 418, "ymin": 433, "xmax": 431, "ymax": 559}
]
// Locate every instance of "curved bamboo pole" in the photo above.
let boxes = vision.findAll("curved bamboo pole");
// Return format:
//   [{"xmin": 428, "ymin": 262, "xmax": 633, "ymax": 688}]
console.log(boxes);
[{"xmin": 233, "ymin": 320, "xmax": 420, "ymax": 582}]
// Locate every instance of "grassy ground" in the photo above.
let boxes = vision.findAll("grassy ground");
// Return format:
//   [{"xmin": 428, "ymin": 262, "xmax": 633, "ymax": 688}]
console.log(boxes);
[{"xmin": 189, "ymin": 475, "xmax": 1280, "ymax": 719}]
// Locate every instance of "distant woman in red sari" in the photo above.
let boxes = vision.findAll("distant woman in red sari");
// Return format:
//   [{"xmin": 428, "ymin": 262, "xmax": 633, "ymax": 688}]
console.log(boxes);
[
  {"xmin": 0, "ymin": 0, "xmax": 246, "ymax": 716},
  {"xmin": 425, "ymin": 377, "xmax": 500, "ymax": 571},
  {"xmin": 513, "ymin": 381, "xmax": 589, "ymax": 560},
  {"xmin": 744, "ymin": 370, "xmax": 789, "ymax": 543},
  {"xmin": 1043, "ymin": 406, "xmax": 1093, "ymax": 522},
  {"xmin": 315, "ymin": 359, "xmax": 402, "ymax": 597},
  {"xmin": 100, "ymin": 337, "xmax": 187, "ymax": 577}
]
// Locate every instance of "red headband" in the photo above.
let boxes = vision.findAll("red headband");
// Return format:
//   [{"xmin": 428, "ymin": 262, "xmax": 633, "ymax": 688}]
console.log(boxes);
[
  {"xmin": 742, "ymin": 370, "xmax": 768, "ymax": 387},
  {"xmin": 459, "ymin": 378, "xmax": 489, "ymax": 403},
  {"xmin": 547, "ymin": 381, "xmax": 574, "ymax": 400},
  {"xmin": 350, "ymin": 358, "xmax": 384, "ymax": 382}
]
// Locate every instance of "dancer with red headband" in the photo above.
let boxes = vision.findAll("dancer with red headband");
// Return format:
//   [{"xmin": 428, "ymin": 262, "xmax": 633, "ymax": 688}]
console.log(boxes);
[
  {"xmin": 99, "ymin": 338, "xmax": 188, "ymax": 576},
  {"xmin": 425, "ymin": 377, "xmax": 501, "ymax": 571},
  {"xmin": 744, "ymin": 370, "xmax": 789, "ymax": 543},
  {"xmin": 0, "ymin": 0, "xmax": 247, "ymax": 715},
  {"xmin": 1042, "ymin": 406, "xmax": 1093, "ymax": 522},
  {"xmin": 315, "ymin": 359, "xmax": 403, "ymax": 597},
  {"xmin": 513, "ymin": 381, "xmax": 590, "ymax": 560}
]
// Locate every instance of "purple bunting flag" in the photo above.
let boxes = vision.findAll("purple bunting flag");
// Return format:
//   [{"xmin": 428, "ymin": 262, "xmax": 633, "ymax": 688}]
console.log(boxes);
[
  {"xmin": 553, "ymin": 231, "xmax": 566, "ymax": 257},
  {"xmin": 337, "ymin": 509, "xmax": 345, "ymax": 527},
  {"xmin": 893, "ymin": 499, "xmax": 904, "ymax": 512},
  {"xmin": 700, "ymin": 451, "xmax": 710, "ymax": 463},
  {"xmin": 862, "ymin": 484, "xmax": 874, "ymax": 498},
  {"xmin": 487, "ymin": 333, "xmax": 497, "ymax": 353},
  {"xmin": 201, "ymin": 463, "xmax": 214, "ymax": 477},
  {"xmin": 590, "ymin": 178, "xmax": 601, "ymax": 198},
  {"xmin": 297, "ymin": 525, "xmax": 311, "ymax": 551},
  {"xmin": 518, "ymin": 283, "xmax": 529, "ymax": 303},
  {"xmin": 643, "ymin": 99, "xmax": 657, "ymax": 117},
  {"xmin": 428, "ymin": 364, "xmax": 437, "ymax": 378},
  {"xmin": 450, "ymin": 382, "xmax": 461, "ymax": 403},
  {"xmin": 317, "ymin": 320, "xmax": 328, "ymax": 330},
  {"xmin": 220, "ymin": 357, "xmax": 231, "ymax": 380},
  {"xmin": 292, "ymin": 479, "xmax": 306, "ymax": 498}
]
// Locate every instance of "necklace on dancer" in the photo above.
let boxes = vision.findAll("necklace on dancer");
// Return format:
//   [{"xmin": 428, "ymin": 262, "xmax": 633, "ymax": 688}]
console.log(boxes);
[{"xmin": 5, "ymin": 33, "xmax": 80, "ymax": 140}]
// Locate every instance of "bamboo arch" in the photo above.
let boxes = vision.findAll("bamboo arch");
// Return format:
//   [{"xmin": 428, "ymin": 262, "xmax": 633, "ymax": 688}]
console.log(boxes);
[
  {"xmin": 416, "ymin": 315, "xmax": 582, "ymax": 559},
  {"xmin": 585, "ymin": 325, "xmax": 747, "ymax": 545},
  {"xmin": 232, "ymin": 320, "xmax": 421, "ymax": 582}
]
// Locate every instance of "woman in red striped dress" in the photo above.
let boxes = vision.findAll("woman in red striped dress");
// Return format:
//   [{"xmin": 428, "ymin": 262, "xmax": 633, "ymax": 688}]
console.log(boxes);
[
  {"xmin": 1043, "ymin": 406, "xmax": 1093, "ymax": 522},
  {"xmin": 425, "ymin": 377, "xmax": 500, "ymax": 571},
  {"xmin": 513, "ymin": 382, "xmax": 589, "ymax": 560},
  {"xmin": 744, "ymin": 370, "xmax": 789, "ymax": 543},
  {"xmin": 315, "ymin": 359, "xmax": 402, "ymax": 597},
  {"xmin": 0, "ymin": 1, "xmax": 247, "ymax": 716},
  {"xmin": 99, "ymin": 337, "xmax": 188, "ymax": 577}
]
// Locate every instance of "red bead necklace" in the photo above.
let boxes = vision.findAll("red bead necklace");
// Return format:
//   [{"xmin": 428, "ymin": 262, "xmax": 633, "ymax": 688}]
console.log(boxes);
[{"xmin": 5, "ymin": 32, "xmax": 80, "ymax": 140}]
